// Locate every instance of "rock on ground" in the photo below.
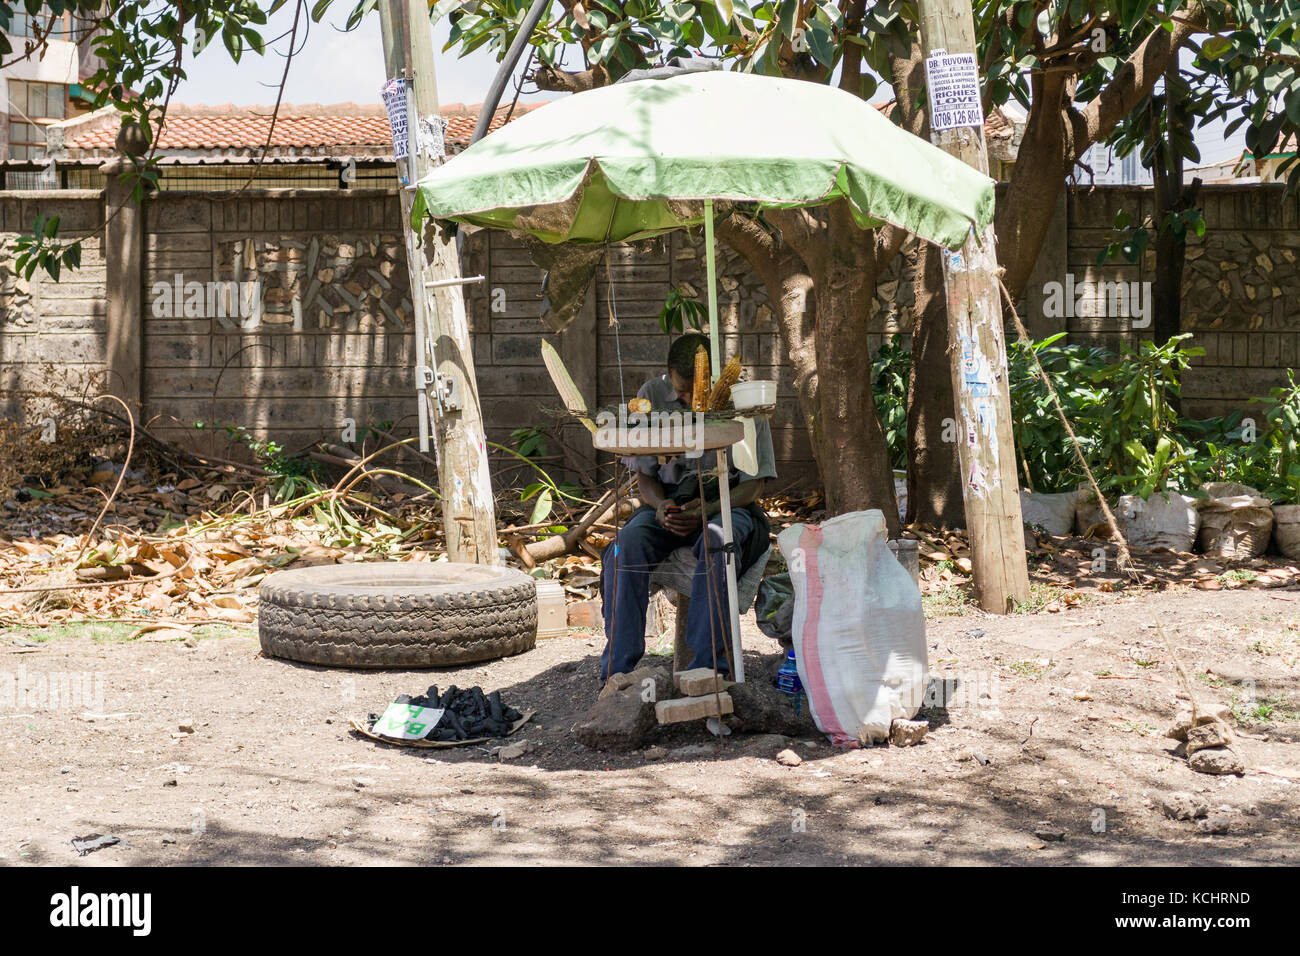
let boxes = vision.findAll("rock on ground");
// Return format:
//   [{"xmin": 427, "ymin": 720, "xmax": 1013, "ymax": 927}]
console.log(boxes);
[
  {"xmin": 577, "ymin": 666, "xmax": 672, "ymax": 751},
  {"xmin": 775, "ymin": 748, "xmax": 802, "ymax": 767},
  {"xmin": 1188, "ymin": 746, "xmax": 1246, "ymax": 775},
  {"xmin": 497, "ymin": 740, "xmax": 530, "ymax": 760},
  {"xmin": 1186, "ymin": 721, "xmax": 1233, "ymax": 755},
  {"xmin": 1158, "ymin": 792, "xmax": 1209, "ymax": 821},
  {"xmin": 890, "ymin": 718, "xmax": 929, "ymax": 747},
  {"xmin": 742, "ymin": 733, "xmax": 790, "ymax": 755},
  {"xmin": 728, "ymin": 679, "xmax": 820, "ymax": 737},
  {"xmin": 598, "ymin": 664, "xmax": 671, "ymax": 702},
  {"xmin": 1166, "ymin": 705, "xmax": 1234, "ymax": 742},
  {"xmin": 1196, "ymin": 813, "xmax": 1232, "ymax": 835}
]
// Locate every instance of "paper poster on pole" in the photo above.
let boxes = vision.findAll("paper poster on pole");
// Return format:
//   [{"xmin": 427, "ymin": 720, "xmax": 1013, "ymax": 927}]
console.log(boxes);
[
  {"xmin": 382, "ymin": 77, "xmax": 413, "ymax": 161},
  {"xmin": 924, "ymin": 50, "xmax": 983, "ymax": 131}
]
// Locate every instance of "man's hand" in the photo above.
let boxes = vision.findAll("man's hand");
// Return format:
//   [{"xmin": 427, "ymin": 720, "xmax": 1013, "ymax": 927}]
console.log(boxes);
[{"xmin": 655, "ymin": 500, "xmax": 702, "ymax": 536}]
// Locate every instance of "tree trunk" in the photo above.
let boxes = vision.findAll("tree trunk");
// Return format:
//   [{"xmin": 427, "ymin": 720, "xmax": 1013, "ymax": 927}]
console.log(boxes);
[
  {"xmin": 714, "ymin": 213, "xmax": 821, "ymax": 476},
  {"xmin": 728, "ymin": 203, "xmax": 900, "ymax": 528},
  {"xmin": 1151, "ymin": 61, "xmax": 1200, "ymax": 350},
  {"xmin": 810, "ymin": 204, "xmax": 899, "ymax": 530},
  {"xmin": 1151, "ymin": 173, "xmax": 1185, "ymax": 348},
  {"xmin": 889, "ymin": 35, "xmax": 963, "ymax": 528},
  {"xmin": 995, "ymin": 72, "xmax": 1072, "ymax": 299},
  {"xmin": 906, "ymin": 242, "xmax": 965, "ymax": 527}
]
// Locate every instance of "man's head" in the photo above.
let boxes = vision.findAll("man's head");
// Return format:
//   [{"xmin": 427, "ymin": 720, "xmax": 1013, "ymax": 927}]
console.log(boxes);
[{"xmin": 666, "ymin": 332, "xmax": 710, "ymax": 405}]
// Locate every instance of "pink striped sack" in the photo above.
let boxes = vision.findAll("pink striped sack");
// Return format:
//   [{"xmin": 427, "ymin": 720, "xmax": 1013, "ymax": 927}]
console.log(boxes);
[{"xmin": 777, "ymin": 510, "xmax": 928, "ymax": 747}]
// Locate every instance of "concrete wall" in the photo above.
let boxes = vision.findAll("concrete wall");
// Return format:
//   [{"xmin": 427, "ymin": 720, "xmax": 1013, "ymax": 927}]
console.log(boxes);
[
  {"xmin": 140, "ymin": 190, "xmax": 417, "ymax": 458},
  {"xmin": 3, "ymin": 180, "xmax": 1300, "ymax": 490},
  {"xmin": 1064, "ymin": 185, "xmax": 1300, "ymax": 419},
  {"xmin": 0, "ymin": 190, "xmax": 105, "ymax": 405}
]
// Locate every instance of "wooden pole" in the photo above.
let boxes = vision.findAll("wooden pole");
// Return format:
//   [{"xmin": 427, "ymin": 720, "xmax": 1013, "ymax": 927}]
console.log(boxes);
[
  {"xmin": 916, "ymin": 0, "xmax": 1029, "ymax": 612},
  {"xmin": 379, "ymin": 0, "xmax": 499, "ymax": 565}
]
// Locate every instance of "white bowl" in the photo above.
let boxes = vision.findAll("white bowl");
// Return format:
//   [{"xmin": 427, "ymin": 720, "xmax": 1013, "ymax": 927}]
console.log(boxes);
[{"xmin": 731, "ymin": 380, "xmax": 776, "ymax": 409}]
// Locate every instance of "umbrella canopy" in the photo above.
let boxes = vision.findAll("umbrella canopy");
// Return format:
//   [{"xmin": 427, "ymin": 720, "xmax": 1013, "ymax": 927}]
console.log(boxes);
[{"xmin": 413, "ymin": 69, "xmax": 995, "ymax": 251}]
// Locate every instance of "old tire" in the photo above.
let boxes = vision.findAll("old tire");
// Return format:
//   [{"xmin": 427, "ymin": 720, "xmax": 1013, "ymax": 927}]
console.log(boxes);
[{"xmin": 258, "ymin": 562, "xmax": 537, "ymax": 668}]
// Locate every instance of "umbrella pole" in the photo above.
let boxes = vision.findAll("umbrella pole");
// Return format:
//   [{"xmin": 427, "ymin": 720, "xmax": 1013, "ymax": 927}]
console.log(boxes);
[
  {"xmin": 703, "ymin": 200, "xmax": 744, "ymax": 683},
  {"xmin": 703, "ymin": 201, "xmax": 721, "ymax": 378},
  {"xmin": 714, "ymin": 451, "xmax": 745, "ymax": 683}
]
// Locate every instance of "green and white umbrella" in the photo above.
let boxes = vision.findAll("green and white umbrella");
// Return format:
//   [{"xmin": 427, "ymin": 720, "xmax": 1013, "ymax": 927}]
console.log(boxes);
[
  {"xmin": 413, "ymin": 68, "xmax": 996, "ymax": 681},
  {"xmin": 414, "ymin": 68, "xmax": 993, "ymax": 250}
]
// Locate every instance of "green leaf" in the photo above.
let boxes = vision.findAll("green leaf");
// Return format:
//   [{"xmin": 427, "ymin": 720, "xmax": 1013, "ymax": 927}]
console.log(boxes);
[
  {"xmin": 529, "ymin": 487, "xmax": 554, "ymax": 524},
  {"xmin": 590, "ymin": 33, "xmax": 618, "ymax": 64},
  {"xmin": 778, "ymin": 0, "xmax": 796, "ymax": 39},
  {"xmin": 1200, "ymin": 35, "xmax": 1233, "ymax": 59},
  {"xmin": 805, "ymin": 19, "xmax": 833, "ymax": 66}
]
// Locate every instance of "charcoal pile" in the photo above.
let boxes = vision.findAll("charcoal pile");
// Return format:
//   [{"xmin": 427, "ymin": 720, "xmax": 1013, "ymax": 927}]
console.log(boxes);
[{"xmin": 368, "ymin": 685, "xmax": 525, "ymax": 742}]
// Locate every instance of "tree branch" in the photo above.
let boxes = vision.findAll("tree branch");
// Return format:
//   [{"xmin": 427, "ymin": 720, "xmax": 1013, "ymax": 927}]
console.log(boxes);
[
  {"xmin": 1079, "ymin": 4, "xmax": 1207, "ymax": 161},
  {"xmin": 531, "ymin": 64, "xmax": 608, "ymax": 93}
]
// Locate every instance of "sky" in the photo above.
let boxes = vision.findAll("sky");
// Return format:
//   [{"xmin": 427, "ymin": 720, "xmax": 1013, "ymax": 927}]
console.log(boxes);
[
  {"xmin": 172, "ymin": 5, "xmax": 557, "ymax": 110},
  {"xmin": 171, "ymin": 7, "xmax": 1247, "ymax": 168}
]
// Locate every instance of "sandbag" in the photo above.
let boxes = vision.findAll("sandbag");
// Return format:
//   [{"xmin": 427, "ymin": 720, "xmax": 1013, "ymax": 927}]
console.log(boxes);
[
  {"xmin": 1196, "ymin": 483, "xmax": 1273, "ymax": 559},
  {"xmin": 893, "ymin": 469, "xmax": 907, "ymax": 524},
  {"xmin": 777, "ymin": 509, "xmax": 928, "ymax": 747},
  {"xmin": 1021, "ymin": 490, "xmax": 1077, "ymax": 536},
  {"xmin": 1116, "ymin": 492, "xmax": 1199, "ymax": 552},
  {"xmin": 1273, "ymin": 504, "xmax": 1300, "ymax": 559}
]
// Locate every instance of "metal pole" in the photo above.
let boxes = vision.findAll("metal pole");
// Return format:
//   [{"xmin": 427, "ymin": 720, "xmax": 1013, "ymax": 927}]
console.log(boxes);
[
  {"xmin": 702, "ymin": 199, "xmax": 744, "ymax": 681},
  {"xmin": 714, "ymin": 450, "xmax": 745, "ymax": 683},
  {"xmin": 703, "ymin": 199, "xmax": 721, "ymax": 378},
  {"xmin": 470, "ymin": 0, "xmax": 552, "ymax": 146}
]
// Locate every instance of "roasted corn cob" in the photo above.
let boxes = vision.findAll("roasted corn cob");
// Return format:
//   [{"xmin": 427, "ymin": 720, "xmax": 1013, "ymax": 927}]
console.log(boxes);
[
  {"xmin": 692, "ymin": 345, "xmax": 709, "ymax": 411},
  {"xmin": 707, "ymin": 354, "xmax": 743, "ymax": 410}
]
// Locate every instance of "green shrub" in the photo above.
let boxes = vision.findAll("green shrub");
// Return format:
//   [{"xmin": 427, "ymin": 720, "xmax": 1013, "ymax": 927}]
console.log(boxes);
[
  {"xmin": 871, "ymin": 334, "xmax": 911, "ymax": 471},
  {"xmin": 1084, "ymin": 334, "xmax": 1203, "ymax": 498},
  {"xmin": 1007, "ymin": 333, "xmax": 1108, "ymax": 493}
]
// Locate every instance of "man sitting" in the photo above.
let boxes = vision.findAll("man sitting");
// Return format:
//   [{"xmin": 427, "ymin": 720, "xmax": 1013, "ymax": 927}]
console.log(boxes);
[{"xmin": 599, "ymin": 332, "xmax": 775, "ymax": 681}]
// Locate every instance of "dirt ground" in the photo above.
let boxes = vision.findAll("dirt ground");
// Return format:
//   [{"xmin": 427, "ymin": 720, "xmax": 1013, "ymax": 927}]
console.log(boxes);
[{"xmin": 3, "ymin": 585, "xmax": 1299, "ymax": 866}]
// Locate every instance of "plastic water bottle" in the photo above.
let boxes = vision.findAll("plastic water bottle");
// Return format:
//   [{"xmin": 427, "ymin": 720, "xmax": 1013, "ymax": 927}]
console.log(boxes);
[{"xmin": 776, "ymin": 649, "xmax": 802, "ymax": 696}]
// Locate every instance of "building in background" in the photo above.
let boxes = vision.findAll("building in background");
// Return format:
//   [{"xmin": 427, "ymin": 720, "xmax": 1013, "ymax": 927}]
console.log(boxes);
[
  {"xmin": 1185, "ymin": 155, "xmax": 1246, "ymax": 184},
  {"xmin": 1234, "ymin": 135, "xmax": 1296, "ymax": 184},
  {"xmin": 1, "ymin": 4, "xmax": 104, "ymax": 183},
  {"xmin": 21, "ymin": 100, "xmax": 538, "ymax": 190},
  {"xmin": 1072, "ymin": 142, "xmax": 1154, "ymax": 186}
]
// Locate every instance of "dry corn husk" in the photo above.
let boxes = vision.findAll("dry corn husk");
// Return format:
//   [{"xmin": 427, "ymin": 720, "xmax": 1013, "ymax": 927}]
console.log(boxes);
[{"xmin": 708, "ymin": 355, "xmax": 743, "ymax": 410}]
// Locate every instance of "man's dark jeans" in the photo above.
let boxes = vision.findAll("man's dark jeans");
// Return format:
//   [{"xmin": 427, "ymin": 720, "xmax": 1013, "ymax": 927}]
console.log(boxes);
[{"xmin": 599, "ymin": 505, "xmax": 756, "ymax": 680}]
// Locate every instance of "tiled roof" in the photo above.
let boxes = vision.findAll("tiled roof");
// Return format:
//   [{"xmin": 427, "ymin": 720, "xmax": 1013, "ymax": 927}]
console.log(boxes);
[{"xmin": 56, "ymin": 101, "xmax": 542, "ymax": 157}]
